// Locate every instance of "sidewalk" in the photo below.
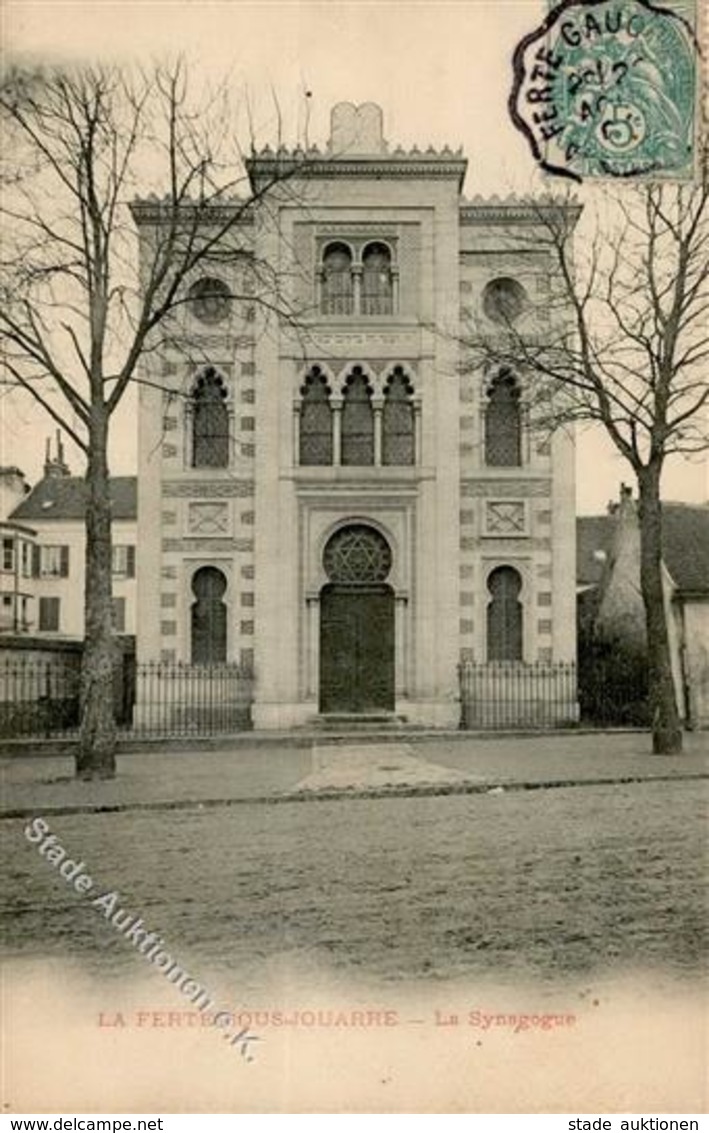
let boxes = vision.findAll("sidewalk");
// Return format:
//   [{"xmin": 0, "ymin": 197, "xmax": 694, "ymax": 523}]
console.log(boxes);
[{"xmin": 1, "ymin": 730, "xmax": 707, "ymax": 817}]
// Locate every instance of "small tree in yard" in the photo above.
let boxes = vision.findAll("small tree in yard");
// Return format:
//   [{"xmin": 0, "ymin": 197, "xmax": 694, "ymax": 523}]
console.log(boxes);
[
  {"xmin": 0, "ymin": 62, "xmax": 307, "ymax": 779},
  {"xmin": 465, "ymin": 147, "xmax": 709, "ymax": 755}
]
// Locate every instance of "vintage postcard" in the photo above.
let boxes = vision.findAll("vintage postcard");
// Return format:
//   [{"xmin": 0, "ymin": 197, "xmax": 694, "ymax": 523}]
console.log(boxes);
[{"xmin": 1, "ymin": 0, "xmax": 707, "ymax": 1118}]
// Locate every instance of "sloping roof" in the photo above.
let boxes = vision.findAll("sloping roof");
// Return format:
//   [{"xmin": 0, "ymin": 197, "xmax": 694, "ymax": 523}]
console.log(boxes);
[
  {"xmin": 577, "ymin": 503, "xmax": 709, "ymax": 595},
  {"xmin": 661, "ymin": 504, "xmax": 709, "ymax": 593},
  {"xmin": 10, "ymin": 476, "xmax": 137, "ymax": 522}
]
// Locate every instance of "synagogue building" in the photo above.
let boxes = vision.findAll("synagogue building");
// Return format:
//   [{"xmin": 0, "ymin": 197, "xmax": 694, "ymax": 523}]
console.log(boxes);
[{"xmin": 133, "ymin": 103, "xmax": 578, "ymax": 728}]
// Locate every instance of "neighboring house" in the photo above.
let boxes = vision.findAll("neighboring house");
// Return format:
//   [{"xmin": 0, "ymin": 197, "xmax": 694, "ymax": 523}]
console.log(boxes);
[
  {"xmin": 5, "ymin": 438, "xmax": 137, "ymax": 639},
  {"xmin": 577, "ymin": 487, "xmax": 709, "ymax": 728},
  {"xmin": 0, "ymin": 466, "xmax": 35, "ymax": 634},
  {"xmin": 134, "ymin": 102, "xmax": 579, "ymax": 728}
]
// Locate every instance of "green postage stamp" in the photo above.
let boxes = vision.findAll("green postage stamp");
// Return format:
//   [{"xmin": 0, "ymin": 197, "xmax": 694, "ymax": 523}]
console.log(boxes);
[{"xmin": 510, "ymin": 0, "xmax": 701, "ymax": 181}]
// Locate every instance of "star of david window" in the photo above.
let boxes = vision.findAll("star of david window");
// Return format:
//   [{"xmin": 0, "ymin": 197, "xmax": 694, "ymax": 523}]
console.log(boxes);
[{"xmin": 323, "ymin": 524, "xmax": 392, "ymax": 584}]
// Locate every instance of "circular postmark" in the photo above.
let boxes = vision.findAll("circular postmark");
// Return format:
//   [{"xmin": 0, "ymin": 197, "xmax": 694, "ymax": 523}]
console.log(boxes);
[{"xmin": 510, "ymin": 0, "xmax": 699, "ymax": 181}]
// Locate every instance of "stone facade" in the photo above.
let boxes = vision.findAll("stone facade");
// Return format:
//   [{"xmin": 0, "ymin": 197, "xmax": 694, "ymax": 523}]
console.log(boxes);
[{"xmin": 133, "ymin": 103, "xmax": 578, "ymax": 728}]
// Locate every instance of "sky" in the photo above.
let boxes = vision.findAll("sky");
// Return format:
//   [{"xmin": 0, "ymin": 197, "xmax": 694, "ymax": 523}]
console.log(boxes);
[{"xmin": 1, "ymin": 0, "xmax": 706, "ymax": 514}]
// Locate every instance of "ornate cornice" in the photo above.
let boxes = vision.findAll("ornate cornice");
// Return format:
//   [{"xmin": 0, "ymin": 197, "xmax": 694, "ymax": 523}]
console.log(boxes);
[
  {"xmin": 247, "ymin": 154, "xmax": 468, "ymax": 190},
  {"xmin": 460, "ymin": 196, "xmax": 582, "ymax": 227},
  {"xmin": 130, "ymin": 198, "xmax": 254, "ymax": 226}
]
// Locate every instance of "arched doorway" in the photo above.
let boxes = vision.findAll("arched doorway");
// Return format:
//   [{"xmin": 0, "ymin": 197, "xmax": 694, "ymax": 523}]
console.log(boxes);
[
  {"xmin": 486, "ymin": 565, "xmax": 523, "ymax": 661},
  {"xmin": 191, "ymin": 566, "xmax": 227, "ymax": 663},
  {"xmin": 319, "ymin": 524, "xmax": 395, "ymax": 713}
]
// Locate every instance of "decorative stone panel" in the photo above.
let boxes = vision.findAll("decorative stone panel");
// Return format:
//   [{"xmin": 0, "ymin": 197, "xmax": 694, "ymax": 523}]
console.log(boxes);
[
  {"xmin": 484, "ymin": 501, "xmax": 527, "ymax": 536},
  {"xmin": 187, "ymin": 501, "xmax": 230, "ymax": 536}
]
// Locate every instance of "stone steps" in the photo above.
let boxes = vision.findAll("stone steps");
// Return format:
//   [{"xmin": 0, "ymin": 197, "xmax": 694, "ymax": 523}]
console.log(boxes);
[{"xmin": 314, "ymin": 713, "xmax": 409, "ymax": 732}]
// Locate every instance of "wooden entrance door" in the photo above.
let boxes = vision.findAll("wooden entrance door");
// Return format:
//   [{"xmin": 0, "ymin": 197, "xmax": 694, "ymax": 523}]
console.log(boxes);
[{"xmin": 319, "ymin": 584, "xmax": 395, "ymax": 713}]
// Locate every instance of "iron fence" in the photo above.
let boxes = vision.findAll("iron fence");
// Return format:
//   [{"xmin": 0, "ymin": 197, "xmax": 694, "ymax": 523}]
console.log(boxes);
[
  {"xmin": 0, "ymin": 656, "xmax": 82, "ymax": 737},
  {"xmin": 131, "ymin": 660, "xmax": 253, "ymax": 735},
  {"xmin": 0, "ymin": 657, "xmax": 253, "ymax": 739},
  {"xmin": 459, "ymin": 660, "xmax": 579, "ymax": 730}
]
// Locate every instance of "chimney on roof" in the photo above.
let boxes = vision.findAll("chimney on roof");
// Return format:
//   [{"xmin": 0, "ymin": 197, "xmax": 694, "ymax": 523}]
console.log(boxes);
[
  {"xmin": 44, "ymin": 431, "xmax": 70, "ymax": 479},
  {"xmin": 595, "ymin": 482, "xmax": 645, "ymax": 649},
  {"xmin": 0, "ymin": 466, "xmax": 29, "ymax": 521}
]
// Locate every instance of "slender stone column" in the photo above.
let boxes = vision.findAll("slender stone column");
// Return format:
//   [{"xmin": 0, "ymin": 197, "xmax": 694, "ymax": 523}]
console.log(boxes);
[
  {"xmin": 331, "ymin": 397, "xmax": 343, "ymax": 465},
  {"xmin": 413, "ymin": 396, "xmax": 422, "ymax": 465},
  {"xmin": 373, "ymin": 397, "xmax": 384, "ymax": 466},
  {"xmin": 395, "ymin": 594, "xmax": 408, "ymax": 696},
  {"xmin": 292, "ymin": 399, "xmax": 301, "ymax": 466},
  {"xmin": 352, "ymin": 266, "xmax": 362, "ymax": 316},
  {"xmin": 306, "ymin": 594, "xmax": 320, "ymax": 699}
]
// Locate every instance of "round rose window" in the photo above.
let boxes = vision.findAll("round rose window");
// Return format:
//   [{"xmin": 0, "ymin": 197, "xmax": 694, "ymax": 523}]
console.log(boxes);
[
  {"xmin": 482, "ymin": 277, "xmax": 527, "ymax": 324},
  {"xmin": 323, "ymin": 524, "xmax": 392, "ymax": 584},
  {"xmin": 188, "ymin": 277, "xmax": 231, "ymax": 325}
]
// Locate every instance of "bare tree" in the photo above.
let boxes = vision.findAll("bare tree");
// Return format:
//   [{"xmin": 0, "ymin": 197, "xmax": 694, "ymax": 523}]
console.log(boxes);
[
  {"xmin": 464, "ymin": 148, "xmax": 709, "ymax": 755},
  {"xmin": 0, "ymin": 61, "xmax": 310, "ymax": 778}
]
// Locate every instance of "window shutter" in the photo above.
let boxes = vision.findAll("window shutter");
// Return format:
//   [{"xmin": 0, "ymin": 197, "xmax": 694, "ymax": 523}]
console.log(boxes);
[
  {"xmin": 32, "ymin": 544, "xmax": 41, "ymax": 578},
  {"xmin": 60, "ymin": 546, "xmax": 70, "ymax": 577},
  {"xmin": 126, "ymin": 546, "xmax": 136, "ymax": 578},
  {"xmin": 39, "ymin": 596, "xmax": 60, "ymax": 632}
]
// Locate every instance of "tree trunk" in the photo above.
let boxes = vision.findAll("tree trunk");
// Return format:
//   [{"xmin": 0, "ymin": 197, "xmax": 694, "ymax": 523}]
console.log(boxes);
[
  {"xmin": 76, "ymin": 404, "xmax": 117, "ymax": 779},
  {"xmin": 637, "ymin": 464, "xmax": 683, "ymax": 754}
]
